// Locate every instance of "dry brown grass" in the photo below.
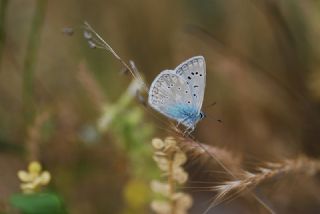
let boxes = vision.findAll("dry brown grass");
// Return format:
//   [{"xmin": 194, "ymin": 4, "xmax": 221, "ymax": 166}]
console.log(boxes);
[
  {"xmin": 26, "ymin": 111, "xmax": 50, "ymax": 161},
  {"xmin": 176, "ymin": 134, "xmax": 242, "ymax": 175},
  {"xmin": 211, "ymin": 155, "xmax": 320, "ymax": 206},
  {"xmin": 77, "ymin": 61, "xmax": 107, "ymax": 111}
]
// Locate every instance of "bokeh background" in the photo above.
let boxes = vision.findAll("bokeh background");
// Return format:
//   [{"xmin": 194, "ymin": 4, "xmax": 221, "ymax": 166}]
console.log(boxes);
[{"xmin": 1, "ymin": 0, "xmax": 320, "ymax": 213}]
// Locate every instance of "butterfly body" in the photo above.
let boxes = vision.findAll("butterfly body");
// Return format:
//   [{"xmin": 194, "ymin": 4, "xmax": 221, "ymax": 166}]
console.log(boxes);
[
  {"xmin": 148, "ymin": 56, "xmax": 206, "ymax": 132},
  {"xmin": 167, "ymin": 104, "xmax": 204, "ymax": 129}
]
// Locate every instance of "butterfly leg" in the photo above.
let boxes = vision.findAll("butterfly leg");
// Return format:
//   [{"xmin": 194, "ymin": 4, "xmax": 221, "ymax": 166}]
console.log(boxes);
[
  {"xmin": 175, "ymin": 120, "xmax": 182, "ymax": 129},
  {"xmin": 176, "ymin": 117, "xmax": 188, "ymax": 135},
  {"xmin": 183, "ymin": 125, "xmax": 194, "ymax": 136},
  {"xmin": 187, "ymin": 126, "xmax": 195, "ymax": 135},
  {"xmin": 182, "ymin": 129, "xmax": 188, "ymax": 136}
]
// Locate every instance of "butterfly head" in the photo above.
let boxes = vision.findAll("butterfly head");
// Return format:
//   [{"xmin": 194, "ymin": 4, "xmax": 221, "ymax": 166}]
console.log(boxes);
[
  {"xmin": 192, "ymin": 111, "xmax": 205, "ymax": 127},
  {"xmin": 183, "ymin": 110, "xmax": 205, "ymax": 133},
  {"xmin": 199, "ymin": 111, "xmax": 206, "ymax": 120}
]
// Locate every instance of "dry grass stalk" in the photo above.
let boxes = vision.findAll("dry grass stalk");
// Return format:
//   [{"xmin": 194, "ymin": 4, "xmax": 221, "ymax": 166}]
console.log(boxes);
[
  {"xmin": 167, "ymin": 128, "xmax": 276, "ymax": 213},
  {"xmin": 212, "ymin": 156, "xmax": 320, "ymax": 206},
  {"xmin": 82, "ymin": 22, "xmax": 148, "ymax": 92},
  {"xmin": 174, "ymin": 132, "xmax": 241, "ymax": 173},
  {"xmin": 26, "ymin": 111, "xmax": 50, "ymax": 161},
  {"xmin": 77, "ymin": 62, "xmax": 107, "ymax": 110}
]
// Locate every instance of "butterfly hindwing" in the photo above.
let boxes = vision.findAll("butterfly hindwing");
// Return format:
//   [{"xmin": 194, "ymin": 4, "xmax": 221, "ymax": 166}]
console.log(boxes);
[{"xmin": 148, "ymin": 70, "xmax": 195, "ymax": 122}]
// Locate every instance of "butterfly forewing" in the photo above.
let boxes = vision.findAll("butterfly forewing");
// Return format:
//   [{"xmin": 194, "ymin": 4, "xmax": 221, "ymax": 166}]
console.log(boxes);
[{"xmin": 174, "ymin": 56, "xmax": 206, "ymax": 112}]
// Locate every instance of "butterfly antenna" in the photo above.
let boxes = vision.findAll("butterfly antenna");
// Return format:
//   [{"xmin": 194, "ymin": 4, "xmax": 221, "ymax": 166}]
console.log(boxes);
[
  {"xmin": 205, "ymin": 113, "xmax": 223, "ymax": 124},
  {"xmin": 82, "ymin": 21, "xmax": 149, "ymax": 92},
  {"xmin": 204, "ymin": 102, "xmax": 217, "ymax": 110},
  {"xmin": 203, "ymin": 102, "xmax": 222, "ymax": 123}
]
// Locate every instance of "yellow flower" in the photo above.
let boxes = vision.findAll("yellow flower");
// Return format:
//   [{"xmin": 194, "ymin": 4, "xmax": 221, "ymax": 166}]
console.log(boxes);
[
  {"xmin": 17, "ymin": 161, "xmax": 51, "ymax": 194},
  {"xmin": 172, "ymin": 192, "xmax": 193, "ymax": 210},
  {"xmin": 150, "ymin": 180, "xmax": 170, "ymax": 196},
  {"xmin": 173, "ymin": 152, "xmax": 187, "ymax": 167},
  {"xmin": 150, "ymin": 200, "xmax": 171, "ymax": 214},
  {"xmin": 172, "ymin": 167, "xmax": 188, "ymax": 184},
  {"xmin": 151, "ymin": 137, "xmax": 193, "ymax": 214},
  {"xmin": 152, "ymin": 138, "xmax": 165, "ymax": 150}
]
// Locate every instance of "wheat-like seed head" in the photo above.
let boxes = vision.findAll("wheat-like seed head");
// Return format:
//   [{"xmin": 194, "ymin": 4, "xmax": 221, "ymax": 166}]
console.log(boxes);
[
  {"xmin": 174, "ymin": 133, "xmax": 242, "ymax": 174},
  {"xmin": 211, "ymin": 156, "xmax": 320, "ymax": 206}
]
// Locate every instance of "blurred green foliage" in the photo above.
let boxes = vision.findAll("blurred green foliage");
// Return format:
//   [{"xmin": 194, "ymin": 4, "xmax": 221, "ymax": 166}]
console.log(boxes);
[{"xmin": 10, "ymin": 192, "xmax": 66, "ymax": 214}]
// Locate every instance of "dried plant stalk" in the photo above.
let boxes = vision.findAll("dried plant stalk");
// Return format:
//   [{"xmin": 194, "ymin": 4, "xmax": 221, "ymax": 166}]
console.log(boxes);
[
  {"xmin": 212, "ymin": 156, "xmax": 320, "ymax": 206},
  {"xmin": 26, "ymin": 111, "xmax": 50, "ymax": 161},
  {"xmin": 22, "ymin": 0, "xmax": 47, "ymax": 125},
  {"xmin": 175, "ymin": 134, "xmax": 242, "ymax": 174},
  {"xmin": 172, "ymin": 131, "xmax": 275, "ymax": 213},
  {"xmin": 77, "ymin": 62, "xmax": 107, "ymax": 110}
]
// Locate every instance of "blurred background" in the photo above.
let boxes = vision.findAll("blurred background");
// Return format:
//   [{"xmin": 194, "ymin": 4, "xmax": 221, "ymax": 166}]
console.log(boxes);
[{"xmin": 1, "ymin": 0, "xmax": 320, "ymax": 213}]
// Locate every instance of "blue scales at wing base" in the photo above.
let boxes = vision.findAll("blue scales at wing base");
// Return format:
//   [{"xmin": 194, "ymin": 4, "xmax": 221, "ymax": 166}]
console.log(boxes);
[{"xmin": 166, "ymin": 104, "xmax": 202, "ymax": 128}]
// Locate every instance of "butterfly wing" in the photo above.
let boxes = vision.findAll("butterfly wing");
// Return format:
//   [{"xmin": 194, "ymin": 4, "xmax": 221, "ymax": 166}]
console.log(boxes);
[
  {"xmin": 148, "ymin": 70, "xmax": 195, "ymax": 123},
  {"xmin": 174, "ymin": 56, "xmax": 206, "ymax": 112}
]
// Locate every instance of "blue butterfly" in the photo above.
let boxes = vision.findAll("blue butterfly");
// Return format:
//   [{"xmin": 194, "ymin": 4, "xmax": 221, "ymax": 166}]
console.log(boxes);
[{"xmin": 148, "ymin": 56, "xmax": 206, "ymax": 133}]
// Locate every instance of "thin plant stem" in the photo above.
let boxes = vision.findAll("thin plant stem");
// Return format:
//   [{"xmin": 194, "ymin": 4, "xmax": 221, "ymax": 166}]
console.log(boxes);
[
  {"xmin": 22, "ymin": 0, "xmax": 47, "ymax": 127},
  {"xmin": 168, "ymin": 154, "xmax": 175, "ymax": 214},
  {"xmin": 0, "ymin": 0, "xmax": 8, "ymax": 65}
]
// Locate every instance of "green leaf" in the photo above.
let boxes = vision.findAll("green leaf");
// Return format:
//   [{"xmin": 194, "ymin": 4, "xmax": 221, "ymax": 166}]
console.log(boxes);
[{"xmin": 10, "ymin": 192, "xmax": 66, "ymax": 214}]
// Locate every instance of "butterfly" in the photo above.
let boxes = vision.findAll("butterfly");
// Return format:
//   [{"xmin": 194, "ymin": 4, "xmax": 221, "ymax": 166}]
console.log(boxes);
[
  {"xmin": 80, "ymin": 23, "xmax": 207, "ymax": 132},
  {"xmin": 148, "ymin": 56, "xmax": 206, "ymax": 133}
]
